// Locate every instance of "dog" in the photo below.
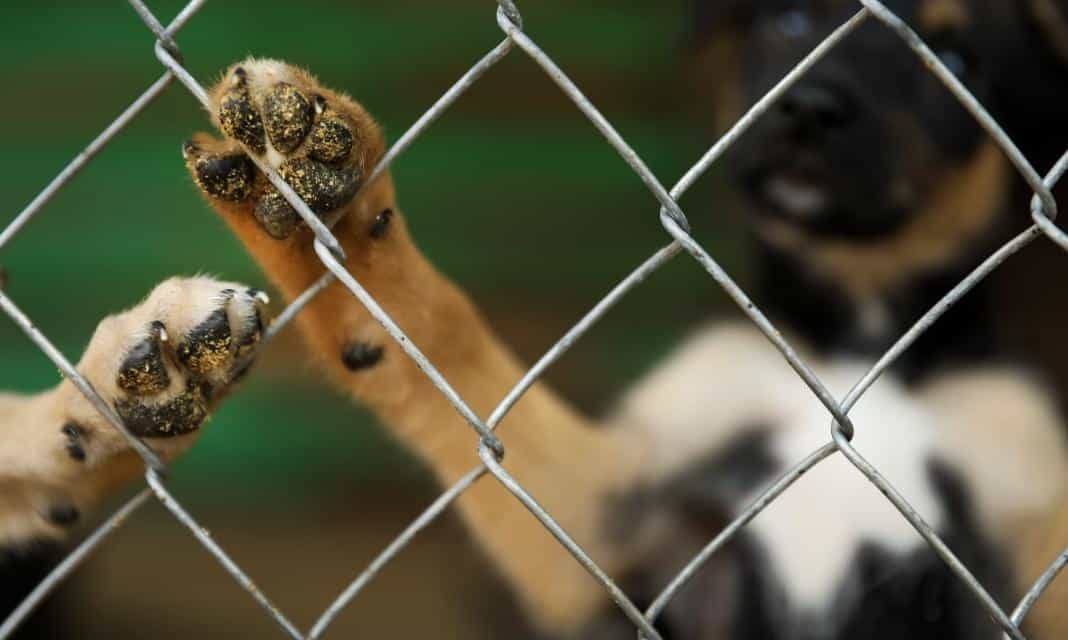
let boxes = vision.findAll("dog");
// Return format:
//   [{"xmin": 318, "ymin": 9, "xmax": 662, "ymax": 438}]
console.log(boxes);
[
  {"xmin": 170, "ymin": 14, "xmax": 1068, "ymax": 635},
  {"xmin": 690, "ymin": 1, "xmax": 1068, "ymax": 635},
  {"xmin": 2, "ymin": 1, "xmax": 1068, "ymax": 638}
]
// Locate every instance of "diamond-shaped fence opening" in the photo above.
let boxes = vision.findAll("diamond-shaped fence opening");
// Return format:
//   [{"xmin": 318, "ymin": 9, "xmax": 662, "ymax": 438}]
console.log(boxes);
[{"xmin": 1, "ymin": 1, "xmax": 1066, "ymax": 638}]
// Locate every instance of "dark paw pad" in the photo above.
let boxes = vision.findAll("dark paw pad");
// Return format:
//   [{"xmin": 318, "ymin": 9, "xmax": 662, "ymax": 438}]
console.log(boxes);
[
  {"xmin": 278, "ymin": 157, "xmax": 361, "ymax": 213},
  {"xmin": 253, "ymin": 189, "xmax": 301, "ymax": 239},
  {"xmin": 61, "ymin": 423, "xmax": 87, "ymax": 462},
  {"xmin": 117, "ymin": 322, "xmax": 171, "ymax": 395},
  {"xmin": 369, "ymin": 208, "xmax": 393, "ymax": 239},
  {"xmin": 308, "ymin": 110, "xmax": 354, "ymax": 164},
  {"xmin": 44, "ymin": 504, "xmax": 80, "ymax": 528},
  {"xmin": 115, "ymin": 383, "xmax": 208, "ymax": 438},
  {"xmin": 341, "ymin": 342, "xmax": 384, "ymax": 371},
  {"xmin": 218, "ymin": 68, "xmax": 266, "ymax": 154},
  {"xmin": 176, "ymin": 307, "xmax": 233, "ymax": 375},
  {"xmin": 187, "ymin": 146, "xmax": 255, "ymax": 202},
  {"xmin": 263, "ymin": 82, "xmax": 314, "ymax": 153}
]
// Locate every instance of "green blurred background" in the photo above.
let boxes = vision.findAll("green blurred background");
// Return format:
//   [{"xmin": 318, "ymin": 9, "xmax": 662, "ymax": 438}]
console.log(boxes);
[{"xmin": 0, "ymin": 1, "xmax": 743, "ymax": 636}]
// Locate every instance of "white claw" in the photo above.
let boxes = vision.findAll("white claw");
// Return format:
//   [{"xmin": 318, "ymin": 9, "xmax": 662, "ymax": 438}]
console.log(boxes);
[
  {"xmin": 252, "ymin": 290, "xmax": 270, "ymax": 305},
  {"xmin": 157, "ymin": 327, "xmax": 169, "ymax": 343}
]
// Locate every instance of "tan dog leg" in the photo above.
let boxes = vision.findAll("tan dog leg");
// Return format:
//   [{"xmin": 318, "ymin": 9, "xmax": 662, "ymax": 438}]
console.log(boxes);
[
  {"xmin": 1021, "ymin": 506, "xmax": 1068, "ymax": 638},
  {"xmin": 182, "ymin": 58, "xmax": 648, "ymax": 632},
  {"xmin": 0, "ymin": 277, "xmax": 267, "ymax": 547}
]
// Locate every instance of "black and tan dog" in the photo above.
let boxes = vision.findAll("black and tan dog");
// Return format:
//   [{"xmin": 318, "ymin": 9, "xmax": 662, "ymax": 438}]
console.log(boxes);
[
  {"xmin": 696, "ymin": 0, "xmax": 1068, "ymax": 376},
  {"xmin": 3, "ymin": 1, "xmax": 1068, "ymax": 639},
  {"xmin": 691, "ymin": 1, "xmax": 1068, "ymax": 634}
]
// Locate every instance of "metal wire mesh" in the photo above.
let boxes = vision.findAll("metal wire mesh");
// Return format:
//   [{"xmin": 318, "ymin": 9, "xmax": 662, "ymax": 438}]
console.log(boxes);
[{"xmin": 1, "ymin": 1, "xmax": 1066, "ymax": 638}]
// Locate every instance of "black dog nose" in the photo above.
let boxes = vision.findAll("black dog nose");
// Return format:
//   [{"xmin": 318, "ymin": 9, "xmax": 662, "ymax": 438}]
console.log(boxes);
[{"xmin": 778, "ymin": 83, "xmax": 854, "ymax": 129}]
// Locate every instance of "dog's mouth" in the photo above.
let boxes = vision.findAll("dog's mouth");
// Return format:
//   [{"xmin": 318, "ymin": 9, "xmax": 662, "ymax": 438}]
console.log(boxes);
[
  {"xmin": 741, "ymin": 163, "xmax": 834, "ymax": 221},
  {"xmin": 761, "ymin": 172, "xmax": 830, "ymax": 219}
]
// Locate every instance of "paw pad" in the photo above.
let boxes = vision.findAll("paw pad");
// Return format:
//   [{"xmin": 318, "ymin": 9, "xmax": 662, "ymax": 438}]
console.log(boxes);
[
  {"xmin": 253, "ymin": 189, "xmax": 301, "ymax": 239},
  {"xmin": 369, "ymin": 208, "xmax": 393, "ymax": 239},
  {"xmin": 218, "ymin": 68, "xmax": 266, "ymax": 154},
  {"xmin": 308, "ymin": 110, "xmax": 354, "ymax": 164},
  {"xmin": 186, "ymin": 61, "xmax": 372, "ymax": 240},
  {"xmin": 278, "ymin": 157, "xmax": 361, "ymax": 213},
  {"xmin": 61, "ymin": 422, "xmax": 87, "ymax": 461},
  {"xmin": 99, "ymin": 282, "xmax": 268, "ymax": 440},
  {"xmin": 44, "ymin": 503, "xmax": 80, "ymax": 528},
  {"xmin": 175, "ymin": 306, "xmax": 233, "ymax": 376},
  {"xmin": 263, "ymin": 82, "xmax": 314, "ymax": 153},
  {"xmin": 186, "ymin": 144, "xmax": 255, "ymax": 202},
  {"xmin": 117, "ymin": 322, "xmax": 170, "ymax": 395},
  {"xmin": 341, "ymin": 342, "xmax": 384, "ymax": 371},
  {"xmin": 115, "ymin": 382, "xmax": 209, "ymax": 438}
]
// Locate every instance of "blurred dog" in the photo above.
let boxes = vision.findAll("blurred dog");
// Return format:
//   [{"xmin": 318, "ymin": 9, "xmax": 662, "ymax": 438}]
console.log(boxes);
[
  {"xmin": 174, "ymin": 3, "xmax": 1068, "ymax": 632},
  {"xmin": 695, "ymin": 0, "xmax": 1068, "ymax": 371},
  {"xmin": 675, "ymin": 0, "xmax": 1068, "ymax": 637}
]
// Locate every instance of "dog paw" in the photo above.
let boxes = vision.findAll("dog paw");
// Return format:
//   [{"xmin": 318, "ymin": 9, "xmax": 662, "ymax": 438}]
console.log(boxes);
[
  {"xmin": 183, "ymin": 59, "xmax": 384, "ymax": 240},
  {"xmin": 0, "ymin": 278, "xmax": 267, "ymax": 540},
  {"xmin": 60, "ymin": 277, "xmax": 268, "ymax": 462}
]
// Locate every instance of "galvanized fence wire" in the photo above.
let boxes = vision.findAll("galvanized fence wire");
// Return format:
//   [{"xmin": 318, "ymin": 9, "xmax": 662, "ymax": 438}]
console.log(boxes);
[{"xmin": 0, "ymin": 0, "xmax": 1066, "ymax": 637}]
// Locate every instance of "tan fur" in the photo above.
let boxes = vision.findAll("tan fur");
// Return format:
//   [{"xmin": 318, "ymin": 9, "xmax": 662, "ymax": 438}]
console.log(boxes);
[
  {"xmin": 924, "ymin": 370, "xmax": 1068, "ymax": 639},
  {"xmin": 920, "ymin": 0, "xmax": 973, "ymax": 31},
  {"xmin": 921, "ymin": 371, "xmax": 1068, "ymax": 533},
  {"xmin": 1021, "ymin": 504, "xmax": 1068, "ymax": 637},
  {"xmin": 756, "ymin": 139, "xmax": 1008, "ymax": 301},
  {"xmin": 188, "ymin": 59, "xmax": 650, "ymax": 632}
]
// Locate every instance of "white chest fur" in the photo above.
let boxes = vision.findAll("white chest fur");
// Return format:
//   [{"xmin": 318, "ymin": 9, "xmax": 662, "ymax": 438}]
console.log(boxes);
[{"xmin": 616, "ymin": 322, "xmax": 1067, "ymax": 615}]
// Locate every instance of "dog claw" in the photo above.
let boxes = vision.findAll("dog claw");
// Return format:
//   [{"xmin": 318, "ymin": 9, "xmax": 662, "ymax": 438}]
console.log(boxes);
[{"xmin": 248, "ymin": 288, "xmax": 270, "ymax": 305}]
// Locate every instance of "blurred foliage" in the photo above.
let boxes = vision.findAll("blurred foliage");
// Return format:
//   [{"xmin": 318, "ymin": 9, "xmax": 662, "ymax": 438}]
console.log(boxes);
[{"xmin": 0, "ymin": 0, "xmax": 745, "ymax": 506}]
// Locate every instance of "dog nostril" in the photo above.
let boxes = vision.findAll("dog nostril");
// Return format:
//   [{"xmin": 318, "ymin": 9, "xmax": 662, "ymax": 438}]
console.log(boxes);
[{"xmin": 779, "ymin": 84, "xmax": 853, "ymax": 129}]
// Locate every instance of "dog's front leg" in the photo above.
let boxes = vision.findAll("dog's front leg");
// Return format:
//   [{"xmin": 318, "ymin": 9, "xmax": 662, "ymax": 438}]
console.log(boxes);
[{"xmin": 182, "ymin": 59, "xmax": 650, "ymax": 633}]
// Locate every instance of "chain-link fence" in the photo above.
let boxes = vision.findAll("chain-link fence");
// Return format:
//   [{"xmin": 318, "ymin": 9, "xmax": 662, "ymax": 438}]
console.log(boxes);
[{"xmin": 1, "ymin": 0, "xmax": 1067, "ymax": 638}]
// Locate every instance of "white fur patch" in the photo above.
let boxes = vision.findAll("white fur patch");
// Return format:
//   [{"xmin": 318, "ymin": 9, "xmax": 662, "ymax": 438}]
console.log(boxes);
[
  {"xmin": 746, "ymin": 361, "xmax": 944, "ymax": 614},
  {"xmin": 620, "ymin": 322, "xmax": 1067, "ymax": 618},
  {"xmin": 618, "ymin": 324, "xmax": 805, "ymax": 478},
  {"xmin": 617, "ymin": 324, "xmax": 987, "ymax": 614}
]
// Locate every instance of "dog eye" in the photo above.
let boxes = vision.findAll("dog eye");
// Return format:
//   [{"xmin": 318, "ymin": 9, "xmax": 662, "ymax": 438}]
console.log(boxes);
[{"xmin": 776, "ymin": 9, "xmax": 812, "ymax": 39}]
